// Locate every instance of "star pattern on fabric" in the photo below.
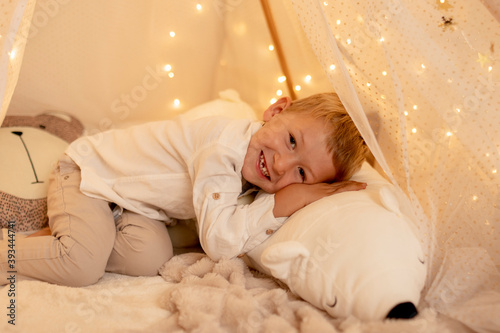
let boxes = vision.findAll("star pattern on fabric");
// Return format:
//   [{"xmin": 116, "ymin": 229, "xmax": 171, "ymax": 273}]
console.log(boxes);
[
  {"xmin": 436, "ymin": 0, "xmax": 453, "ymax": 11},
  {"xmin": 477, "ymin": 53, "xmax": 491, "ymax": 67},
  {"xmin": 439, "ymin": 16, "xmax": 456, "ymax": 31}
]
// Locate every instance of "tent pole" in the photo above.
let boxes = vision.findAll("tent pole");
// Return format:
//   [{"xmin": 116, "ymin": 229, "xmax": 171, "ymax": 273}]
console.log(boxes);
[{"xmin": 260, "ymin": 0, "xmax": 297, "ymax": 100}]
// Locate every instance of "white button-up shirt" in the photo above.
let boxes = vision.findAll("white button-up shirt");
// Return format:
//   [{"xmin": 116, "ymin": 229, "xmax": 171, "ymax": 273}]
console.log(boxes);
[{"xmin": 66, "ymin": 115, "xmax": 285, "ymax": 260}]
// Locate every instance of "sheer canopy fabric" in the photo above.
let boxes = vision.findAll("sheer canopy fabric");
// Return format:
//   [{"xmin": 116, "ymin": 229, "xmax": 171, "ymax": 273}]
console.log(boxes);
[
  {"xmin": 291, "ymin": 0, "xmax": 500, "ymax": 330},
  {"xmin": 0, "ymin": 0, "xmax": 36, "ymax": 125}
]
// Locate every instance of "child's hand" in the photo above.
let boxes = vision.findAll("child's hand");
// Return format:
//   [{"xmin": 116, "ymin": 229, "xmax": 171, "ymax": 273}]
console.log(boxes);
[{"xmin": 273, "ymin": 181, "xmax": 366, "ymax": 218}]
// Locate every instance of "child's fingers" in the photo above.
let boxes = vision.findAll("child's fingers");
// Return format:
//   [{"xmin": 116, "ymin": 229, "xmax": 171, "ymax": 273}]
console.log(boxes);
[{"xmin": 329, "ymin": 180, "xmax": 367, "ymax": 194}]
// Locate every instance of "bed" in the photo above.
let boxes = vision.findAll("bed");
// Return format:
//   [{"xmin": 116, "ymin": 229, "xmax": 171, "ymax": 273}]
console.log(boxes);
[{"xmin": 1, "ymin": 0, "xmax": 500, "ymax": 332}]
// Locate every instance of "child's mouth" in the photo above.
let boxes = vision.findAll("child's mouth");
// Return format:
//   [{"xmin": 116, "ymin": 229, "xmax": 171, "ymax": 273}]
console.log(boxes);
[{"xmin": 259, "ymin": 151, "xmax": 270, "ymax": 180}]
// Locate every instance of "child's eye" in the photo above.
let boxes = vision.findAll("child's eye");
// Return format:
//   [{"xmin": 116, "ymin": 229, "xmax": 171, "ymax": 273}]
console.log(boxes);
[
  {"xmin": 289, "ymin": 134, "xmax": 296, "ymax": 149},
  {"xmin": 298, "ymin": 167, "xmax": 305, "ymax": 182}
]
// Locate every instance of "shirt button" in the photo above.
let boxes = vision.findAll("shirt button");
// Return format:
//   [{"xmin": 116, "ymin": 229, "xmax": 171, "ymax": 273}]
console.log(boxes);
[
  {"xmin": 212, "ymin": 193, "xmax": 221, "ymax": 200},
  {"xmin": 266, "ymin": 229, "xmax": 274, "ymax": 235}
]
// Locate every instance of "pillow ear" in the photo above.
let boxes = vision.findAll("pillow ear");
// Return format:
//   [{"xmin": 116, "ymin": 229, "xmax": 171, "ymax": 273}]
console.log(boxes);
[
  {"xmin": 261, "ymin": 241, "xmax": 309, "ymax": 280},
  {"xmin": 378, "ymin": 185, "xmax": 402, "ymax": 216},
  {"xmin": 181, "ymin": 90, "xmax": 257, "ymax": 121}
]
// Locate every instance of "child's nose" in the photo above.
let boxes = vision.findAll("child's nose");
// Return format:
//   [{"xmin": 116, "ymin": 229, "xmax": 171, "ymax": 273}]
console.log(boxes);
[{"xmin": 273, "ymin": 152, "xmax": 293, "ymax": 176}]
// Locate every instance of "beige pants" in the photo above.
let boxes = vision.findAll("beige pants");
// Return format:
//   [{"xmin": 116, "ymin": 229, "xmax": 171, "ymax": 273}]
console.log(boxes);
[{"xmin": 0, "ymin": 156, "xmax": 173, "ymax": 287}]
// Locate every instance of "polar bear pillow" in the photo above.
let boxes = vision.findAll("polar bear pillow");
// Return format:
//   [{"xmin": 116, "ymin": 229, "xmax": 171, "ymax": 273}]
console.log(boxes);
[{"xmin": 245, "ymin": 162, "xmax": 427, "ymax": 321}]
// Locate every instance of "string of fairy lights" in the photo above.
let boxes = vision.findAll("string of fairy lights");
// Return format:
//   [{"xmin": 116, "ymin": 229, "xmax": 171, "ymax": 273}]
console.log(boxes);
[
  {"xmin": 4, "ymin": 0, "xmax": 497, "ymax": 185},
  {"xmin": 319, "ymin": 0, "xmax": 498, "ymax": 208},
  {"xmin": 153, "ymin": 2, "xmax": 322, "ymax": 108}
]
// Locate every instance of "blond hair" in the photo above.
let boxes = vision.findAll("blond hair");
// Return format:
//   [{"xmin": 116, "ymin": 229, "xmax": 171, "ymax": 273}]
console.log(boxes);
[{"xmin": 284, "ymin": 92, "xmax": 367, "ymax": 181}]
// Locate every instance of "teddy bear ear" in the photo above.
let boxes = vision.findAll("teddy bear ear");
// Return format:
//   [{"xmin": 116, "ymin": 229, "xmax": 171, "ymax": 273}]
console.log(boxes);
[
  {"xmin": 261, "ymin": 241, "xmax": 310, "ymax": 280},
  {"xmin": 42, "ymin": 112, "xmax": 84, "ymax": 141}
]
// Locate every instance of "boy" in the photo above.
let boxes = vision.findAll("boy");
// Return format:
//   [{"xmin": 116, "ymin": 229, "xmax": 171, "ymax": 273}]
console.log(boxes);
[{"xmin": 0, "ymin": 92, "xmax": 367, "ymax": 287}]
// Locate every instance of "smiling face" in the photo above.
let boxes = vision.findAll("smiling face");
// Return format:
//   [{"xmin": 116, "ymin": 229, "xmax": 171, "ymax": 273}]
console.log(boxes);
[{"xmin": 242, "ymin": 97, "xmax": 336, "ymax": 193}]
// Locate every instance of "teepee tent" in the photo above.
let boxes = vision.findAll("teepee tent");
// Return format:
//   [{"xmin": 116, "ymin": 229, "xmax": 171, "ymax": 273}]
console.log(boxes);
[{"xmin": 1, "ymin": 0, "xmax": 499, "ymax": 332}]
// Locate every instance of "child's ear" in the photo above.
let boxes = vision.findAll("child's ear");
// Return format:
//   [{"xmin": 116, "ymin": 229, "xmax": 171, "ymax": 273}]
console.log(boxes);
[{"xmin": 262, "ymin": 97, "xmax": 292, "ymax": 121}]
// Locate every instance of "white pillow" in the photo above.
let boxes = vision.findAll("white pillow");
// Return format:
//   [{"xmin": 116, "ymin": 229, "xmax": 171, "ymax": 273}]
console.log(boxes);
[
  {"xmin": 245, "ymin": 163, "xmax": 427, "ymax": 321},
  {"xmin": 181, "ymin": 89, "xmax": 258, "ymax": 121}
]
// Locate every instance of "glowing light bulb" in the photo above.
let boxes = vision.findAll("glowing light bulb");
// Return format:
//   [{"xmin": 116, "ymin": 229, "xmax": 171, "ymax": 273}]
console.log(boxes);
[
  {"xmin": 492, "ymin": 169, "xmax": 497, "ymax": 174},
  {"xmin": 305, "ymin": 75, "xmax": 312, "ymax": 83},
  {"xmin": 173, "ymin": 99, "xmax": 180, "ymax": 107},
  {"xmin": 278, "ymin": 76, "xmax": 286, "ymax": 83},
  {"xmin": 382, "ymin": 71, "xmax": 387, "ymax": 76},
  {"xmin": 413, "ymin": 105, "xmax": 418, "ymax": 110},
  {"xmin": 323, "ymin": 1, "xmax": 328, "ymax": 5},
  {"xmin": 268, "ymin": 45, "xmax": 274, "ymax": 51},
  {"xmin": 233, "ymin": 22, "xmax": 247, "ymax": 36},
  {"xmin": 380, "ymin": 37, "xmax": 385, "ymax": 42},
  {"xmin": 366, "ymin": 82, "xmax": 371, "ymax": 87},
  {"xmin": 336, "ymin": 20, "xmax": 341, "ymax": 25},
  {"xmin": 404, "ymin": 111, "xmax": 408, "ymax": 116},
  {"xmin": 421, "ymin": 64, "xmax": 426, "ymax": 69},
  {"xmin": 168, "ymin": 72, "xmax": 174, "ymax": 78},
  {"xmin": 270, "ymin": 98, "xmax": 277, "ymax": 104},
  {"xmin": 276, "ymin": 89, "xmax": 283, "ymax": 96},
  {"xmin": 196, "ymin": 4, "xmax": 202, "ymax": 11},
  {"xmin": 9, "ymin": 49, "xmax": 16, "ymax": 60},
  {"xmin": 346, "ymin": 39, "xmax": 352, "ymax": 45},
  {"xmin": 164, "ymin": 64, "xmax": 172, "ymax": 72},
  {"xmin": 489, "ymin": 66, "xmax": 493, "ymax": 72},
  {"xmin": 330, "ymin": 64, "xmax": 336, "ymax": 70},
  {"xmin": 412, "ymin": 128, "xmax": 417, "ymax": 133},
  {"xmin": 170, "ymin": 31, "xmax": 176, "ymax": 37},
  {"xmin": 472, "ymin": 195, "xmax": 478, "ymax": 201},
  {"xmin": 295, "ymin": 85, "xmax": 301, "ymax": 91},
  {"xmin": 446, "ymin": 131, "xmax": 452, "ymax": 136}
]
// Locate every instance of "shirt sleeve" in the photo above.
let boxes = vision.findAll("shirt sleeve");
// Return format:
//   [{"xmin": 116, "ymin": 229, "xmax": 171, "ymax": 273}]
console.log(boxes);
[{"xmin": 190, "ymin": 143, "xmax": 286, "ymax": 261}]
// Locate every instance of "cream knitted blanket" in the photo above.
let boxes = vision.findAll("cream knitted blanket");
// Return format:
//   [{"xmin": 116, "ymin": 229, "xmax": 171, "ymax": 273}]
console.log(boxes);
[
  {"xmin": 0, "ymin": 252, "xmax": 461, "ymax": 333},
  {"xmin": 156, "ymin": 253, "xmax": 338, "ymax": 332}
]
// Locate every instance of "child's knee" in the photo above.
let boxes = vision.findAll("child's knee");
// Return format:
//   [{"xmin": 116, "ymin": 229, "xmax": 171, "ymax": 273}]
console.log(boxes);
[
  {"xmin": 135, "ymin": 236, "xmax": 174, "ymax": 275},
  {"xmin": 57, "ymin": 250, "xmax": 108, "ymax": 287},
  {"xmin": 63, "ymin": 266, "xmax": 105, "ymax": 287},
  {"xmin": 108, "ymin": 221, "xmax": 173, "ymax": 276}
]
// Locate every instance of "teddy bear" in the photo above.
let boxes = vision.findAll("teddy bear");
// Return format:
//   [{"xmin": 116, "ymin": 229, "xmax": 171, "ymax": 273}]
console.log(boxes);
[{"xmin": 0, "ymin": 112, "xmax": 84, "ymax": 232}]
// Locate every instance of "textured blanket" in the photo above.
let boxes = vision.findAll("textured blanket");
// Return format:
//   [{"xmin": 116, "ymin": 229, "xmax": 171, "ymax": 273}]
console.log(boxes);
[
  {"xmin": 156, "ymin": 253, "xmax": 339, "ymax": 333},
  {"xmin": 0, "ymin": 252, "xmax": 470, "ymax": 333}
]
